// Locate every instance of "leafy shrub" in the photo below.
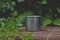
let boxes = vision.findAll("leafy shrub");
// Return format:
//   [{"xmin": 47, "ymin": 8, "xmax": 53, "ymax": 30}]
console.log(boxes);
[
  {"xmin": 15, "ymin": 11, "xmax": 33, "ymax": 26},
  {"xmin": 0, "ymin": 0, "xmax": 16, "ymax": 12},
  {"xmin": 42, "ymin": 18, "xmax": 52, "ymax": 26},
  {"xmin": 0, "ymin": 11, "xmax": 34, "ymax": 40},
  {"xmin": 54, "ymin": 18, "xmax": 60, "ymax": 26},
  {"xmin": 17, "ymin": 32, "xmax": 34, "ymax": 40}
]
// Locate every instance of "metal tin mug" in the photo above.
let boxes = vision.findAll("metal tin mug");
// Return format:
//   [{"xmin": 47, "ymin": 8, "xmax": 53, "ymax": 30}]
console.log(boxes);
[{"xmin": 25, "ymin": 16, "xmax": 41, "ymax": 32}]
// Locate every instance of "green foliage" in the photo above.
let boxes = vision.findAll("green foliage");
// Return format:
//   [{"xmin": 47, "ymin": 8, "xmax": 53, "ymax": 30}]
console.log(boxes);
[
  {"xmin": 18, "ymin": 32, "xmax": 24, "ymax": 40},
  {"xmin": 0, "ymin": 0, "xmax": 60, "ymax": 27},
  {"xmin": 54, "ymin": 18, "xmax": 60, "ymax": 26},
  {"xmin": 0, "ymin": 18, "xmax": 19, "ymax": 40},
  {"xmin": 0, "ymin": 10, "xmax": 34, "ymax": 40},
  {"xmin": 56, "ymin": 8, "xmax": 60, "ymax": 13},
  {"xmin": 40, "ymin": 0, "xmax": 47, "ymax": 4},
  {"xmin": 0, "ymin": 18, "xmax": 5, "ymax": 27},
  {"xmin": 26, "ymin": 32, "xmax": 33, "ymax": 40},
  {"xmin": 10, "ymin": 10, "xmax": 18, "ymax": 17},
  {"xmin": 16, "ymin": 11, "xmax": 33, "ymax": 26},
  {"xmin": 0, "ymin": 0, "xmax": 16, "ymax": 12},
  {"xmin": 42, "ymin": 18, "xmax": 52, "ymax": 26},
  {"xmin": 17, "ymin": 32, "xmax": 34, "ymax": 40}
]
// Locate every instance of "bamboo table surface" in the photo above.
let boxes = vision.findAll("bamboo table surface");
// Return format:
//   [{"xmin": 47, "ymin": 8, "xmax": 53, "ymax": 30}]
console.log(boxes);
[{"xmin": 19, "ymin": 26, "xmax": 60, "ymax": 40}]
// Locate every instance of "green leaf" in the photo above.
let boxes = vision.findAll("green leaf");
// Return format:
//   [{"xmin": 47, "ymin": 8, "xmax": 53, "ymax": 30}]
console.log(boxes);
[
  {"xmin": 11, "ymin": 10, "xmax": 18, "ymax": 17},
  {"xmin": 6, "ymin": 3, "xmax": 10, "ymax": 10},
  {"xmin": 10, "ymin": 6, "xmax": 14, "ymax": 11},
  {"xmin": 26, "ymin": 32, "xmax": 33, "ymax": 40},
  {"xmin": 16, "ymin": 11, "xmax": 33, "ymax": 26},
  {"xmin": 2, "ymin": 3, "xmax": 6, "ymax": 8},
  {"xmin": 42, "ymin": 19, "xmax": 52, "ymax": 26},
  {"xmin": 54, "ymin": 18, "xmax": 60, "ymax": 26},
  {"xmin": 18, "ymin": 32, "xmax": 24, "ymax": 40},
  {"xmin": 11, "ymin": 1, "xmax": 16, "ymax": 6},
  {"xmin": 40, "ymin": 0, "xmax": 47, "ymax": 4},
  {"xmin": 56, "ymin": 8, "xmax": 60, "ymax": 13},
  {"xmin": 1, "ymin": 22, "xmax": 5, "ymax": 27}
]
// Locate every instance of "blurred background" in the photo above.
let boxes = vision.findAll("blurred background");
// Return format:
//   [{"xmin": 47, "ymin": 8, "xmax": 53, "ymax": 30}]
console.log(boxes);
[{"xmin": 0, "ymin": 0, "xmax": 60, "ymax": 27}]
